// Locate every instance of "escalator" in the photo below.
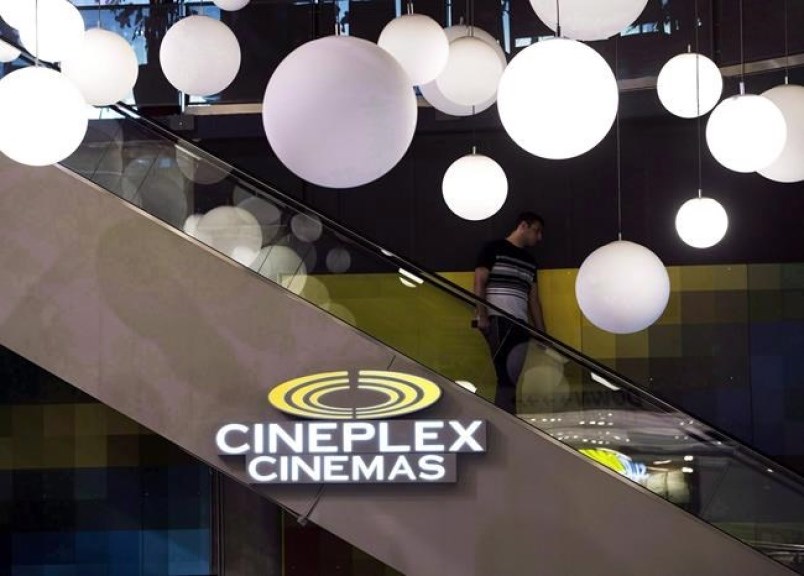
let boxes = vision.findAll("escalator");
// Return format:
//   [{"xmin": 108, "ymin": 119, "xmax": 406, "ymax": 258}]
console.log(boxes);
[{"xmin": 1, "ymin": 85, "xmax": 803, "ymax": 576}]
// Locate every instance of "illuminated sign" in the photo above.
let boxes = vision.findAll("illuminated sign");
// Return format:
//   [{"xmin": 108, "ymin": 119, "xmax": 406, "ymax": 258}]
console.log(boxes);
[
  {"xmin": 216, "ymin": 370, "xmax": 487, "ymax": 484},
  {"xmin": 268, "ymin": 370, "xmax": 442, "ymax": 419}
]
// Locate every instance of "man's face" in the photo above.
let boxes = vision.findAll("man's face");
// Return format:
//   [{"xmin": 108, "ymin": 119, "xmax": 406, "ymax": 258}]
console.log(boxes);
[{"xmin": 523, "ymin": 222, "xmax": 543, "ymax": 247}]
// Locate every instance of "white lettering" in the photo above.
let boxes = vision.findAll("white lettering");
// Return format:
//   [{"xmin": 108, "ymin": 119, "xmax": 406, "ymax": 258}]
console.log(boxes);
[
  {"xmin": 388, "ymin": 455, "xmax": 417, "ymax": 480},
  {"xmin": 268, "ymin": 423, "xmax": 304, "ymax": 453},
  {"xmin": 292, "ymin": 456, "xmax": 322, "ymax": 481},
  {"xmin": 418, "ymin": 454, "xmax": 447, "ymax": 481},
  {"xmin": 342, "ymin": 422, "xmax": 376, "ymax": 452},
  {"xmin": 248, "ymin": 456, "xmax": 277, "ymax": 482},
  {"xmin": 378, "ymin": 422, "xmax": 410, "ymax": 452},
  {"xmin": 448, "ymin": 420, "xmax": 484, "ymax": 452},
  {"xmin": 308, "ymin": 423, "xmax": 338, "ymax": 453},
  {"xmin": 216, "ymin": 424, "xmax": 250, "ymax": 455},
  {"xmin": 221, "ymin": 419, "xmax": 484, "ymax": 484},
  {"xmin": 415, "ymin": 421, "xmax": 445, "ymax": 452},
  {"xmin": 253, "ymin": 423, "xmax": 264, "ymax": 454},
  {"xmin": 324, "ymin": 455, "xmax": 350, "ymax": 481},
  {"xmin": 353, "ymin": 455, "xmax": 385, "ymax": 480}
]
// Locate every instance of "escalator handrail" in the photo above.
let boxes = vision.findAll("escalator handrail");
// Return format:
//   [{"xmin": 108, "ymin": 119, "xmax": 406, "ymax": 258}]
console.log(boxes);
[
  {"xmin": 100, "ymin": 102, "xmax": 804, "ymax": 496},
  {"xmin": 4, "ymin": 37, "xmax": 804, "ymax": 493}
]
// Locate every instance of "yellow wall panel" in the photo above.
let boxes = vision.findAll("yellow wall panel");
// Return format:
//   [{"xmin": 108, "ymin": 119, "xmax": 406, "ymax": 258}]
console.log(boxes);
[
  {"xmin": 74, "ymin": 435, "xmax": 108, "ymax": 468},
  {"xmin": 539, "ymin": 269, "xmax": 582, "ymax": 350},
  {"xmin": 748, "ymin": 264, "xmax": 781, "ymax": 290},
  {"xmin": 43, "ymin": 404, "xmax": 74, "ymax": 437},
  {"xmin": 680, "ymin": 264, "xmax": 747, "ymax": 291},
  {"xmin": 75, "ymin": 404, "xmax": 107, "ymax": 436}
]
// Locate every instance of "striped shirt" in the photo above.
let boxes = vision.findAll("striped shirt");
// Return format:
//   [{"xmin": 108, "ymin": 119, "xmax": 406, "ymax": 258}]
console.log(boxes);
[{"xmin": 476, "ymin": 239, "xmax": 538, "ymax": 321}]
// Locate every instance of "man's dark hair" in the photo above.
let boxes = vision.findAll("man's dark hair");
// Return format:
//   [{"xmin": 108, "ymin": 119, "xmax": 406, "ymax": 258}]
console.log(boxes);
[{"xmin": 515, "ymin": 211, "xmax": 544, "ymax": 229}]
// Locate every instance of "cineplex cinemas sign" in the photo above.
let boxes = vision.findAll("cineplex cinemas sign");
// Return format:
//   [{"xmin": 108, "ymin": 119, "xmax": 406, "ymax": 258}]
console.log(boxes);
[{"xmin": 215, "ymin": 370, "xmax": 487, "ymax": 484}]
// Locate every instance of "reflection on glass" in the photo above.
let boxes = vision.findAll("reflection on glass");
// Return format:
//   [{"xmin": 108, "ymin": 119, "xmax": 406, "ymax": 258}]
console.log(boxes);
[
  {"xmin": 235, "ymin": 192, "xmax": 283, "ymax": 244},
  {"xmin": 251, "ymin": 244, "xmax": 306, "ymax": 290},
  {"xmin": 326, "ymin": 246, "xmax": 351, "ymax": 273},
  {"xmin": 195, "ymin": 206, "xmax": 262, "ymax": 266},
  {"xmin": 398, "ymin": 268, "xmax": 423, "ymax": 288},
  {"xmin": 176, "ymin": 144, "xmax": 231, "ymax": 184}
]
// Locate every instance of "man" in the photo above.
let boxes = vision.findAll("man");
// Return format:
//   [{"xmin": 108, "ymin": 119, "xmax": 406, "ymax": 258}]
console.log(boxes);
[{"xmin": 474, "ymin": 212, "xmax": 546, "ymax": 414}]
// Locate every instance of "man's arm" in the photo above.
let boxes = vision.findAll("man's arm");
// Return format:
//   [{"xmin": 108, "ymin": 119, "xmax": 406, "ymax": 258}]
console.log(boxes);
[
  {"xmin": 528, "ymin": 282, "xmax": 546, "ymax": 332},
  {"xmin": 473, "ymin": 266, "xmax": 490, "ymax": 331}
]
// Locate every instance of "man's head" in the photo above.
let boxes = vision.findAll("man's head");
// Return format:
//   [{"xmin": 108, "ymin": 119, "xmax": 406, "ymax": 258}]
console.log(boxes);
[{"xmin": 511, "ymin": 211, "xmax": 544, "ymax": 247}]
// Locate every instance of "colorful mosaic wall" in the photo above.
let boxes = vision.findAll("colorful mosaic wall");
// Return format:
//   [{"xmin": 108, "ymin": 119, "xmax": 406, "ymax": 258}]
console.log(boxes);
[
  {"xmin": 312, "ymin": 263, "xmax": 804, "ymax": 473},
  {"xmin": 0, "ymin": 347, "xmax": 407, "ymax": 576},
  {"xmin": 0, "ymin": 347, "xmax": 212, "ymax": 576},
  {"xmin": 482, "ymin": 262, "xmax": 804, "ymax": 472}
]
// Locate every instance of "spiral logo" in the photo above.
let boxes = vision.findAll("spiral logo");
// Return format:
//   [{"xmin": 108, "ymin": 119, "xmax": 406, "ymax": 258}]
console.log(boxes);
[{"xmin": 268, "ymin": 371, "xmax": 442, "ymax": 420}]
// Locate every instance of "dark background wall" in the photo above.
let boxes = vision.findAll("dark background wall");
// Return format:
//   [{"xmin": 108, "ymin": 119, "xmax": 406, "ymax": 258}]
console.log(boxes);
[
  {"xmin": 0, "ymin": 345, "xmax": 394, "ymax": 576},
  {"xmin": 0, "ymin": 347, "xmax": 214, "ymax": 576}
]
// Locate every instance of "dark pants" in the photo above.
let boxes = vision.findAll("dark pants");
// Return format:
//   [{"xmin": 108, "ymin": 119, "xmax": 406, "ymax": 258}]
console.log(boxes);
[{"xmin": 481, "ymin": 315, "xmax": 530, "ymax": 415}]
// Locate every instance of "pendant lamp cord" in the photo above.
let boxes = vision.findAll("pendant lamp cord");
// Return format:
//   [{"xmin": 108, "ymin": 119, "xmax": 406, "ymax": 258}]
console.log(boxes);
[
  {"xmin": 310, "ymin": 0, "xmax": 318, "ymax": 40},
  {"xmin": 695, "ymin": 0, "xmax": 702, "ymax": 198},
  {"xmin": 471, "ymin": 104, "xmax": 477, "ymax": 143},
  {"xmin": 34, "ymin": 0, "xmax": 39, "ymax": 66},
  {"xmin": 555, "ymin": 0, "xmax": 561, "ymax": 37},
  {"xmin": 784, "ymin": 0, "xmax": 789, "ymax": 83},
  {"xmin": 739, "ymin": 0, "xmax": 745, "ymax": 93},
  {"xmin": 615, "ymin": 36, "xmax": 622, "ymax": 241},
  {"xmin": 465, "ymin": 0, "xmax": 474, "ymax": 36}
]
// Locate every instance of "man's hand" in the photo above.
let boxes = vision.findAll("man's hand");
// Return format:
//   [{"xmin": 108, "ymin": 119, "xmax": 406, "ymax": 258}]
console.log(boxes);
[{"xmin": 474, "ymin": 266, "xmax": 491, "ymax": 335}]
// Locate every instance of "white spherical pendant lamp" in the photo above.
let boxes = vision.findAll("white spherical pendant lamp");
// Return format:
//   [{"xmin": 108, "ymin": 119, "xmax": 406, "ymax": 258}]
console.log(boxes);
[
  {"xmin": 442, "ymin": 151, "xmax": 508, "ymax": 221},
  {"xmin": 0, "ymin": 39, "xmax": 21, "ymax": 63},
  {"xmin": 0, "ymin": 67, "xmax": 88, "ymax": 166},
  {"xmin": 195, "ymin": 206, "xmax": 263, "ymax": 266},
  {"xmin": 262, "ymin": 35, "xmax": 417, "ymax": 189},
  {"xmin": 498, "ymin": 38, "xmax": 618, "ymax": 160},
  {"xmin": 706, "ymin": 91, "xmax": 787, "ymax": 173},
  {"xmin": 656, "ymin": 52, "xmax": 723, "ymax": 118},
  {"xmin": 214, "ymin": 0, "xmax": 251, "ymax": 10},
  {"xmin": 0, "ymin": 0, "xmax": 26, "ymax": 29},
  {"xmin": 17, "ymin": 0, "xmax": 85, "ymax": 63},
  {"xmin": 160, "ymin": 15, "xmax": 241, "ymax": 97},
  {"xmin": 435, "ymin": 36, "xmax": 504, "ymax": 108},
  {"xmin": 529, "ymin": 0, "xmax": 648, "ymax": 40},
  {"xmin": 419, "ymin": 25, "xmax": 507, "ymax": 117},
  {"xmin": 61, "ymin": 28, "xmax": 139, "ymax": 106},
  {"xmin": 575, "ymin": 240, "xmax": 670, "ymax": 334},
  {"xmin": 377, "ymin": 13, "xmax": 449, "ymax": 86},
  {"xmin": 675, "ymin": 196, "xmax": 728, "ymax": 248},
  {"xmin": 758, "ymin": 84, "xmax": 804, "ymax": 183}
]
